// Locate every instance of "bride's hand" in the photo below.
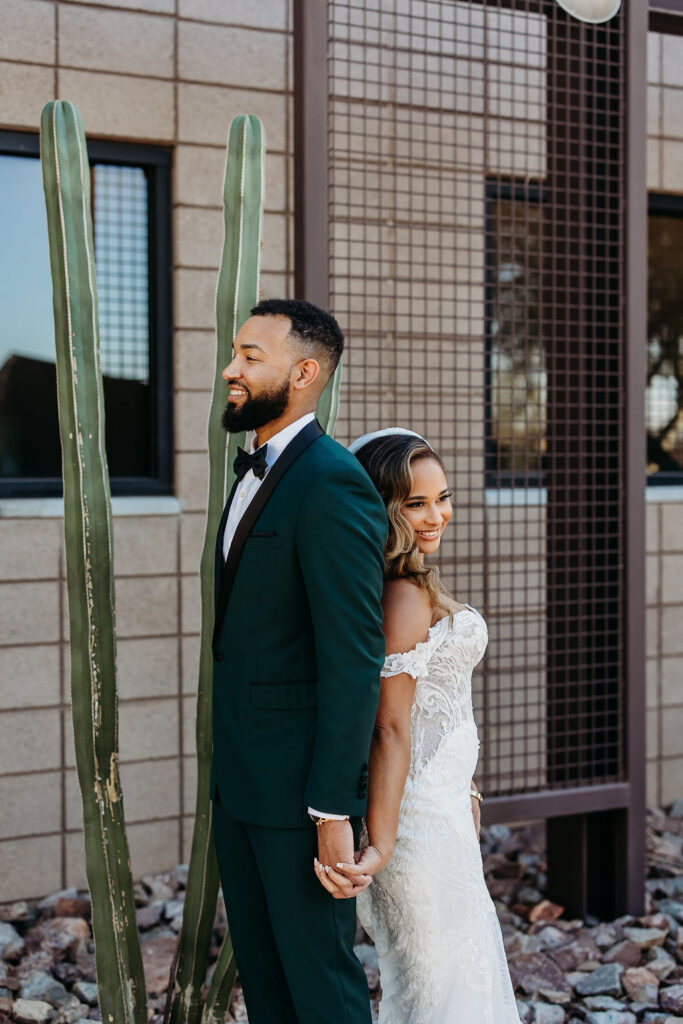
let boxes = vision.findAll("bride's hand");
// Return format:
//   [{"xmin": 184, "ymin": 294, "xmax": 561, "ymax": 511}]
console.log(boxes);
[
  {"xmin": 471, "ymin": 794, "xmax": 481, "ymax": 840},
  {"xmin": 336, "ymin": 844, "xmax": 387, "ymax": 882}
]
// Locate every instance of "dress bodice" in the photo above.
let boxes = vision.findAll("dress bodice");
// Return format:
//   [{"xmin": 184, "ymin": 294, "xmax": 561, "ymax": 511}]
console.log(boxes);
[{"xmin": 381, "ymin": 605, "xmax": 488, "ymax": 780}]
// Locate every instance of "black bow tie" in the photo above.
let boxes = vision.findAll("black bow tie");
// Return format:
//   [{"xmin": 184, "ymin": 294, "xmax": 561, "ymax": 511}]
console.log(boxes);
[{"xmin": 233, "ymin": 444, "xmax": 269, "ymax": 482}]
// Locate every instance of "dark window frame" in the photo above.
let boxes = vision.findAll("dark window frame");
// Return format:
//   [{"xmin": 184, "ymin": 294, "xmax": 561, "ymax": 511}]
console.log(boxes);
[
  {"xmin": 646, "ymin": 192, "xmax": 683, "ymax": 487},
  {"xmin": 0, "ymin": 130, "xmax": 172, "ymax": 498},
  {"xmin": 484, "ymin": 178, "xmax": 547, "ymax": 490}
]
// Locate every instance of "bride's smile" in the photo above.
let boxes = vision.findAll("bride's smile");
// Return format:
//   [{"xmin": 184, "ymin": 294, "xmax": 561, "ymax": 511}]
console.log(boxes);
[{"xmin": 400, "ymin": 457, "xmax": 453, "ymax": 557}]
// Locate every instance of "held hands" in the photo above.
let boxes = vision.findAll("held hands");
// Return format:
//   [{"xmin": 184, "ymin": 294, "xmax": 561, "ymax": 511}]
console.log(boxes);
[
  {"xmin": 314, "ymin": 831, "xmax": 387, "ymax": 900},
  {"xmin": 313, "ymin": 819, "xmax": 382, "ymax": 899}
]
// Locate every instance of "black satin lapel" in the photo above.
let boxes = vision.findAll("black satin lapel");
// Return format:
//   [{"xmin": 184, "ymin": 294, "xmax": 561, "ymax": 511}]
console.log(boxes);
[
  {"xmin": 214, "ymin": 477, "xmax": 239, "ymax": 607},
  {"xmin": 212, "ymin": 419, "xmax": 324, "ymax": 654}
]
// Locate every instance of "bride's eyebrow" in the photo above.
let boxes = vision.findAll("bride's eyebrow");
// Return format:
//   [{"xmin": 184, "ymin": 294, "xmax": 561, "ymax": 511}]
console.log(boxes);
[{"xmin": 406, "ymin": 488, "xmax": 450, "ymax": 500}]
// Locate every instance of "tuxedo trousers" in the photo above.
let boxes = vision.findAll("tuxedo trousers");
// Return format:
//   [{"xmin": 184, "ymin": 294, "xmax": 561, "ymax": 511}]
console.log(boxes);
[{"xmin": 211, "ymin": 789, "xmax": 371, "ymax": 1024}]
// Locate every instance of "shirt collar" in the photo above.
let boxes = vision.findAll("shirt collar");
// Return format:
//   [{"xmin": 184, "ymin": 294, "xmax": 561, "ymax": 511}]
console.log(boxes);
[{"xmin": 249, "ymin": 412, "xmax": 316, "ymax": 466}]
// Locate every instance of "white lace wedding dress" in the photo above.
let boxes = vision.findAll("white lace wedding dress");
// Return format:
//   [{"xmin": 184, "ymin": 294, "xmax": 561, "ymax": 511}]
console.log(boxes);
[{"xmin": 357, "ymin": 605, "xmax": 520, "ymax": 1024}]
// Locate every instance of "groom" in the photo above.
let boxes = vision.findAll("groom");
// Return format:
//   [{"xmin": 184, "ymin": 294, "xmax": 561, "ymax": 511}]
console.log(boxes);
[{"xmin": 210, "ymin": 299, "xmax": 388, "ymax": 1023}]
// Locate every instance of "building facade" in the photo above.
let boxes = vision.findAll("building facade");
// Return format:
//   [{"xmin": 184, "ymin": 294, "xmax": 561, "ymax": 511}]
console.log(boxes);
[{"xmin": 0, "ymin": 0, "xmax": 680, "ymax": 902}]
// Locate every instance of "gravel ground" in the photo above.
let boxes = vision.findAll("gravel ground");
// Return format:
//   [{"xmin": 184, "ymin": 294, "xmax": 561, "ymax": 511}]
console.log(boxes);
[{"xmin": 2, "ymin": 805, "xmax": 683, "ymax": 1023}]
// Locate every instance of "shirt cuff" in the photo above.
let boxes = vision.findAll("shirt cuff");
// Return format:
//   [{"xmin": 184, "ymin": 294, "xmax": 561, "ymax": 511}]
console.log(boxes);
[{"xmin": 307, "ymin": 807, "xmax": 349, "ymax": 820}]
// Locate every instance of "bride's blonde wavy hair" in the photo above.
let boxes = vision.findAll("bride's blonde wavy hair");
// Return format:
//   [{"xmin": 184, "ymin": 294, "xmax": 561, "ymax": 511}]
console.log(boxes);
[{"xmin": 354, "ymin": 434, "xmax": 454, "ymax": 616}]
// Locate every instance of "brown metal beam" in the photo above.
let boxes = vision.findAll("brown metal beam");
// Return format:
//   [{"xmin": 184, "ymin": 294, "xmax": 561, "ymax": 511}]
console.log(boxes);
[
  {"xmin": 482, "ymin": 783, "xmax": 631, "ymax": 825},
  {"xmin": 624, "ymin": 0, "xmax": 648, "ymax": 917},
  {"xmin": 293, "ymin": 0, "xmax": 329, "ymax": 310}
]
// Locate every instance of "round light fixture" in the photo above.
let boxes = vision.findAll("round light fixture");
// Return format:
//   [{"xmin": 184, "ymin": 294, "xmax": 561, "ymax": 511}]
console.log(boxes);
[{"xmin": 554, "ymin": 0, "xmax": 621, "ymax": 23}]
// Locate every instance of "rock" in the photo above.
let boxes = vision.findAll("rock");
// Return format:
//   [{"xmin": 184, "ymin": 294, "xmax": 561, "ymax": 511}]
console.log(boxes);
[
  {"xmin": 0, "ymin": 902, "xmax": 30, "ymax": 923},
  {"xmin": 37, "ymin": 890, "xmax": 78, "ymax": 916},
  {"xmin": 642, "ymin": 1015, "xmax": 681, "ymax": 1024},
  {"xmin": 135, "ymin": 903, "xmax": 163, "ymax": 931},
  {"xmin": 536, "ymin": 927, "xmax": 569, "ymax": 951},
  {"xmin": 583, "ymin": 1013, "xmax": 636, "ymax": 1024},
  {"xmin": 603, "ymin": 940, "xmax": 642, "ymax": 967},
  {"xmin": 518, "ymin": 887, "xmax": 544, "ymax": 905},
  {"xmin": 71, "ymin": 983, "xmax": 97, "ymax": 1007},
  {"xmin": 528, "ymin": 1002, "xmax": 566, "ymax": 1023},
  {"xmin": 647, "ymin": 947, "xmax": 677, "ymax": 980},
  {"xmin": 508, "ymin": 953, "xmax": 572, "ymax": 997},
  {"xmin": 503, "ymin": 931, "xmax": 541, "ymax": 955},
  {"xmin": 573, "ymin": 962, "xmax": 624, "ymax": 997},
  {"xmin": 141, "ymin": 876, "xmax": 175, "ymax": 903},
  {"xmin": 669, "ymin": 799, "xmax": 683, "ymax": 819},
  {"xmin": 486, "ymin": 824, "xmax": 512, "ymax": 844},
  {"xmin": 640, "ymin": 913, "xmax": 672, "ymax": 934},
  {"xmin": 51, "ymin": 964, "xmax": 82, "ymax": 988},
  {"xmin": 622, "ymin": 966, "xmax": 659, "ymax": 1003},
  {"xmin": 583, "ymin": 996, "xmax": 628, "ymax": 1010},
  {"xmin": 537, "ymin": 988, "xmax": 571, "ymax": 1004},
  {"xmin": 657, "ymin": 899, "xmax": 683, "ymax": 924},
  {"xmin": 0, "ymin": 923, "xmax": 22, "ymax": 960},
  {"xmin": 23, "ymin": 919, "xmax": 90, "ymax": 963},
  {"xmin": 592, "ymin": 924, "xmax": 619, "ymax": 950},
  {"xmin": 52, "ymin": 898, "xmax": 90, "ymax": 921},
  {"xmin": 51, "ymin": 996, "xmax": 90, "ymax": 1024},
  {"xmin": 140, "ymin": 934, "xmax": 177, "ymax": 997},
  {"xmin": 19, "ymin": 973, "xmax": 70, "ymax": 1007},
  {"xmin": 622, "ymin": 927, "xmax": 667, "ymax": 949},
  {"xmin": 169, "ymin": 865, "xmax": 189, "ymax": 889},
  {"xmin": 659, "ymin": 982, "xmax": 683, "ymax": 1014},
  {"xmin": 552, "ymin": 934, "xmax": 602, "ymax": 971},
  {"xmin": 529, "ymin": 901, "xmax": 565, "ymax": 924},
  {"xmin": 12, "ymin": 999, "xmax": 54, "ymax": 1024},
  {"xmin": 516, "ymin": 1000, "xmax": 532, "ymax": 1023}
]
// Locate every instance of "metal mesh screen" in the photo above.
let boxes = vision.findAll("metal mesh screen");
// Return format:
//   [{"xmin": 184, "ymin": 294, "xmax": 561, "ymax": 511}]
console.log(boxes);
[
  {"xmin": 93, "ymin": 164, "xmax": 150, "ymax": 383},
  {"xmin": 327, "ymin": 0, "xmax": 627, "ymax": 797}
]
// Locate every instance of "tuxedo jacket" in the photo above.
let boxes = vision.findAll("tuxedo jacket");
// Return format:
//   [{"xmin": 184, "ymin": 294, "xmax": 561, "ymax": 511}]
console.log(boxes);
[{"xmin": 210, "ymin": 419, "xmax": 388, "ymax": 829}]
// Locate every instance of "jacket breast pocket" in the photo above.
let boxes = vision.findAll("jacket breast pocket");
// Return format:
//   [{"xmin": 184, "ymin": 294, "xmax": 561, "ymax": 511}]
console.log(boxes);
[
  {"xmin": 250, "ymin": 680, "xmax": 317, "ymax": 710},
  {"xmin": 244, "ymin": 532, "xmax": 282, "ymax": 549}
]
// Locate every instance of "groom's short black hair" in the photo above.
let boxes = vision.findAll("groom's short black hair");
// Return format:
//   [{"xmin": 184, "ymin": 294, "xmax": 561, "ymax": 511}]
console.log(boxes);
[{"xmin": 251, "ymin": 298, "xmax": 344, "ymax": 380}]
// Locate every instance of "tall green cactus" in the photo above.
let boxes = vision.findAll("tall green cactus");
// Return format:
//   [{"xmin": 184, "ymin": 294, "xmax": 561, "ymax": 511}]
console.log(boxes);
[
  {"xmin": 165, "ymin": 114, "xmax": 266, "ymax": 1024},
  {"xmin": 40, "ymin": 101, "xmax": 147, "ymax": 1024}
]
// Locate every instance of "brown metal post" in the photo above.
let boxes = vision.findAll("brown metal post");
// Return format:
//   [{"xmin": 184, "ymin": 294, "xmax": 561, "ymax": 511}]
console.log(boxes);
[
  {"xmin": 624, "ymin": 0, "xmax": 648, "ymax": 916},
  {"xmin": 293, "ymin": 0, "xmax": 329, "ymax": 310}
]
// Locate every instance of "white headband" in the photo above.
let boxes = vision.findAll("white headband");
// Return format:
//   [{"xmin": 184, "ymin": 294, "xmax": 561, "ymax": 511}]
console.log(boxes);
[{"xmin": 348, "ymin": 427, "xmax": 431, "ymax": 455}]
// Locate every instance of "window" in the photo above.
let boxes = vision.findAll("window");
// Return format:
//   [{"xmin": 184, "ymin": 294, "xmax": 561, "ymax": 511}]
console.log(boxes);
[
  {"xmin": 0, "ymin": 131, "xmax": 172, "ymax": 497},
  {"xmin": 647, "ymin": 194, "xmax": 683, "ymax": 484},
  {"xmin": 485, "ymin": 181, "xmax": 545, "ymax": 488}
]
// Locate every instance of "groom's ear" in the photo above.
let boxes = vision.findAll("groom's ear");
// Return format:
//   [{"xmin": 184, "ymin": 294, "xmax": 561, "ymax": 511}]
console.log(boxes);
[{"xmin": 292, "ymin": 357, "xmax": 321, "ymax": 391}]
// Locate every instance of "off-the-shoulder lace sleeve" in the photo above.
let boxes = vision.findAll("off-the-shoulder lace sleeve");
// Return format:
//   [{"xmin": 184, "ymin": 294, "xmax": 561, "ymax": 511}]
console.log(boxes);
[{"xmin": 381, "ymin": 643, "xmax": 430, "ymax": 680}]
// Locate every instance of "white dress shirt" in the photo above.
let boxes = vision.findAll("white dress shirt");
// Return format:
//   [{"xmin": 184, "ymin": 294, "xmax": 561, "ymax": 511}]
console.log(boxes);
[{"xmin": 221, "ymin": 411, "xmax": 347, "ymax": 822}]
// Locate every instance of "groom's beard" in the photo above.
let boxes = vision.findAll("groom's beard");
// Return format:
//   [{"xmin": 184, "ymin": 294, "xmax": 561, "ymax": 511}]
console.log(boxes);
[{"xmin": 222, "ymin": 378, "xmax": 291, "ymax": 434}]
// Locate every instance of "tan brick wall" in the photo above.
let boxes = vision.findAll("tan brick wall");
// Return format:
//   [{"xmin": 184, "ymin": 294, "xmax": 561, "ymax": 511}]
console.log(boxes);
[{"xmin": 0, "ymin": 0, "xmax": 293, "ymax": 901}]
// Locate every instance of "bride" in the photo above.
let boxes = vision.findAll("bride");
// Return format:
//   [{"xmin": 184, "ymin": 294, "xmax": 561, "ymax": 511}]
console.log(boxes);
[{"xmin": 314, "ymin": 429, "xmax": 520, "ymax": 1024}]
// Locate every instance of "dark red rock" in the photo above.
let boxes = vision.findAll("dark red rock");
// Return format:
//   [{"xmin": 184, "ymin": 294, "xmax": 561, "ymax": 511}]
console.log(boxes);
[{"xmin": 507, "ymin": 953, "xmax": 572, "ymax": 997}]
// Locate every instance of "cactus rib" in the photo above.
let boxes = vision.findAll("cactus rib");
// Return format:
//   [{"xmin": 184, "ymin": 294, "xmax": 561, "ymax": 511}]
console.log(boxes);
[
  {"xmin": 40, "ymin": 100, "xmax": 147, "ymax": 1024},
  {"xmin": 166, "ymin": 113, "xmax": 266, "ymax": 1024}
]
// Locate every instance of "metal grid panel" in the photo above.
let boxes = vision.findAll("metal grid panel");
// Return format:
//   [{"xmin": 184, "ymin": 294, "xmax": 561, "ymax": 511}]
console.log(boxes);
[
  {"xmin": 93, "ymin": 164, "xmax": 150, "ymax": 383},
  {"xmin": 327, "ymin": 0, "xmax": 627, "ymax": 797}
]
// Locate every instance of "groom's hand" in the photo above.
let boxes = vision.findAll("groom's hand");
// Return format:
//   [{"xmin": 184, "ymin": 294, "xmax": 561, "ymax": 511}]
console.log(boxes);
[{"xmin": 314, "ymin": 820, "xmax": 371, "ymax": 899}]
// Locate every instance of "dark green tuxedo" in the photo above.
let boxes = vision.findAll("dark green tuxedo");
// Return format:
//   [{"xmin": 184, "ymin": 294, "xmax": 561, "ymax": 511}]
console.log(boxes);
[{"xmin": 210, "ymin": 418, "xmax": 387, "ymax": 1023}]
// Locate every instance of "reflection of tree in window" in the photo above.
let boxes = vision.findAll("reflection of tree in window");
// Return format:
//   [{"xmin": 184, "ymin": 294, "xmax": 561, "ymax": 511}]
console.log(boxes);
[
  {"xmin": 647, "ymin": 211, "xmax": 683, "ymax": 476},
  {"xmin": 488, "ymin": 198, "xmax": 546, "ymax": 479}
]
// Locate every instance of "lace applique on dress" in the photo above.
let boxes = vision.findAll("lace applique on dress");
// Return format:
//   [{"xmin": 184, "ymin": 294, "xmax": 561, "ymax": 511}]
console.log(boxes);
[{"xmin": 357, "ymin": 605, "xmax": 521, "ymax": 1024}]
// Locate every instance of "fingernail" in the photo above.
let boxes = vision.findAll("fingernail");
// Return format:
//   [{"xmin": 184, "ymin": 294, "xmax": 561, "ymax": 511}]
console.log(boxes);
[
  {"xmin": 336, "ymin": 862, "xmax": 344, "ymax": 868},
  {"xmin": 324, "ymin": 865, "xmax": 330, "ymax": 874}
]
